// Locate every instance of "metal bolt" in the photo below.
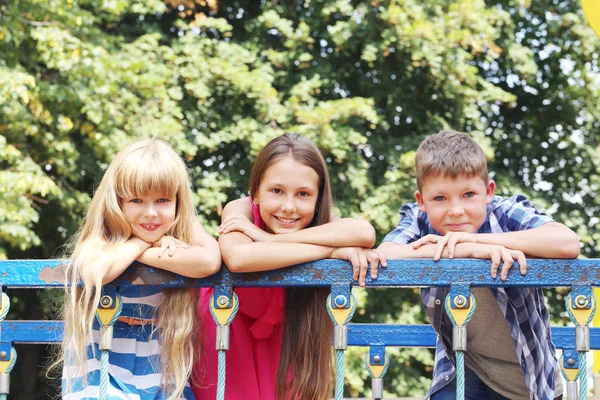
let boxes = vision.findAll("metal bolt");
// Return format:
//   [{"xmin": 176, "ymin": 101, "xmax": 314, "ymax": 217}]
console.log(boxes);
[
  {"xmin": 334, "ymin": 295, "xmax": 348, "ymax": 308},
  {"xmin": 567, "ymin": 357, "xmax": 576, "ymax": 366},
  {"xmin": 453, "ymin": 295, "xmax": 467, "ymax": 309},
  {"xmin": 217, "ymin": 295, "xmax": 230, "ymax": 308},
  {"xmin": 373, "ymin": 355, "xmax": 382, "ymax": 364},
  {"xmin": 575, "ymin": 295, "xmax": 588, "ymax": 308},
  {"xmin": 0, "ymin": 351, "xmax": 6, "ymax": 360},
  {"xmin": 100, "ymin": 295, "xmax": 113, "ymax": 308}
]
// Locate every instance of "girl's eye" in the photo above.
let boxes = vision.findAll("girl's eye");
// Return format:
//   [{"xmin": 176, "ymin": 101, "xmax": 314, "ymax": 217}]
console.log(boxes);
[
  {"xmin": 271, "ymin": 188, "xmax": 282, "ymax": 194},
  {"xmin": 158, "ymin": 198, "xmax": 171, "ymax": 203},
  {"xmin": 464, "ymin": 192, "xmax": 475, "ymax": 198},
  {"xmin": 433, "ymin": 196, "xmax": 445, "ymax": 201},
  {"xmin": 130, "ymin": 198, "xmax": 142, "ymax": 203},
  {"xmin": 298, "ymin": 191, "xmax": 310, "ymax": 197}
]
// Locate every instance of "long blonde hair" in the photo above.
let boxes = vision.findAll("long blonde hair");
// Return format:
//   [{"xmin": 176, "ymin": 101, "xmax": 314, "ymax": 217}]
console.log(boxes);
[{"xmin": 60, "ymin": 138, "xmax": 201, "ymax": 399}]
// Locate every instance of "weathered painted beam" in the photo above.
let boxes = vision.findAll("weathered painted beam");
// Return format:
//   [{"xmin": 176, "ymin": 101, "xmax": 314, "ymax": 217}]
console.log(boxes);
[
  {"xmin": 3, "ymin": 321, "xmax": 599, "ymax": 351},
  {"xmin": 2, "ymin": 259, "xmax": 599, "ymax": 288},
  {"xmin": 347, "ymin": 324, "xmax": 600, "ymax": 350}
]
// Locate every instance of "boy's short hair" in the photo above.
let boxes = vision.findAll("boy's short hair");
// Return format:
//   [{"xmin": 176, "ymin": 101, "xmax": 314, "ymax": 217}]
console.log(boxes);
[{"xmin": 415, "ymin": 130, "xmax": 489, "ymax": 190}]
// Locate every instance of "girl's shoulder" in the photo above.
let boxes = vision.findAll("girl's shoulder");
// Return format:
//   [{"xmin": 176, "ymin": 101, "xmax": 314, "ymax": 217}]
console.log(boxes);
[{"xmin": 223, "ymin": 197, "xmax": 253, "ymax": 219}]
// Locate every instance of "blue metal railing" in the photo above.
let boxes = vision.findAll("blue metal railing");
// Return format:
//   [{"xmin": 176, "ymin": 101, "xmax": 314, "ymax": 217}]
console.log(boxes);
[{"xmin": 1, "ymin": 258, "xmax": 599, "ymax": 399}]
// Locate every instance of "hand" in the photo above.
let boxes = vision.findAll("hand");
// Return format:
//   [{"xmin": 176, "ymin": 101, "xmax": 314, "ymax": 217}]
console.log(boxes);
[
  {"xmin": 412, "ymin": 232, "xmax": 478, "ymax": 260},
  {"xmin": 464, "ymin": 243, "xmax": 527, "ymax": 281},
  {"xmin": 331, "ymin": 247, "xmax": 387, "ymax": 287},
  {"xmin": 152, "ymin": 235, "xmax": 190, "ymax": 258},
  {"xmin": 219, "ymin": 214, "xmax": 273, "ymax": 242}
]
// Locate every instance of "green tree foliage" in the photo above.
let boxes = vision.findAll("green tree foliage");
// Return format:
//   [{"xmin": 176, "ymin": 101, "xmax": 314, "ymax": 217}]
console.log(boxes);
[{"xmin": 1, "ymin": 0, "xmax": 599, "ymax": 397}]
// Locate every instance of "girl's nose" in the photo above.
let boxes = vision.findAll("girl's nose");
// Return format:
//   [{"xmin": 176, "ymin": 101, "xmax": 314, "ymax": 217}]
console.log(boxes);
[
  {"xmin": 145, "ymin": 205, "xmax": 158, "ymax": 217},
  {"xmin": 281, "ymin": 198, "xmax": 296, "ymax": 213}
]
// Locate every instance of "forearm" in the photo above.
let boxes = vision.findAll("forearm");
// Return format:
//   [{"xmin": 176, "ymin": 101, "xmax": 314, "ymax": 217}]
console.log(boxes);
[
  {"xmin": 101, "ymin": 238, "xmax": 150, "ymax": 284},
  {"xmin": 377, "ymin": 242, "xmax": 501, "ymax": 261},
  {"xmin": 137, "ymin": 246, "xmax": 221, "ymax": 278},
  {"xmin": 377, "ymin": 242, "xmax": 448, "ymax": 259},
  {"xmin": 269, "ymin": 218, "xmax": 376, "ymax": 248},
  {"xmin": 223, "ymin": 242, "xmax": 334, "ymax": 272},
  {"xmin": 473, "ymin": 222, "xmax": 580, "ymax": 258}
]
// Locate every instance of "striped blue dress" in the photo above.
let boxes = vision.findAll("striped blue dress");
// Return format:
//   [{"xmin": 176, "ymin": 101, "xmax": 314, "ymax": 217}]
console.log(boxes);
[{"xmin": 62, "ymin": 286, "xmax": 195, "ymax": 400}]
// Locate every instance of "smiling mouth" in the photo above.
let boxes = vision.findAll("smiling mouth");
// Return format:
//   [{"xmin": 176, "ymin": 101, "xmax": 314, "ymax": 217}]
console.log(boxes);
[
  {"xmin": 274, "ymin": 216, "xmax": 300, "ymax": 225},
  {"xmin": 447, "ymin": 223, "xmax": 468, "ymax": 229},
  {"xmin": 140, "ymin": 224, "xmax": 161, "ymax": 231}
]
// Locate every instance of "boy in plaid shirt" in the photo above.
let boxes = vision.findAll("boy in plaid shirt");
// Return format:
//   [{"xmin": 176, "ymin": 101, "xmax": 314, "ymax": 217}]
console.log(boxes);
[{"xmin": 376, "ymin": 131, "xmax": 579, "ymax": 400}]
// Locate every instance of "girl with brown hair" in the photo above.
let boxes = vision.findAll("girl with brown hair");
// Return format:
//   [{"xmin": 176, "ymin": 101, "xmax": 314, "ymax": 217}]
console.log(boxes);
[{"xmin": 192, "ymin": 133, "xmax": 383, "ymax": 399}]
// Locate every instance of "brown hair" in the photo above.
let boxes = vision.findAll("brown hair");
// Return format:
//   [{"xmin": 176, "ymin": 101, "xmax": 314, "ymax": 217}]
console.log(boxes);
[
  {"xmin": 249, "ymin": 133, "xmax": 334, "ymax": 400},
  {"xmin": 415, "ymin": 130, "xmax": 489, "ymax": 190}
]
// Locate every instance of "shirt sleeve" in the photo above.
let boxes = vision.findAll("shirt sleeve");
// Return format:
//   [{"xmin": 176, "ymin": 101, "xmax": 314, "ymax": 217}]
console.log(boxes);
[
  {"xmin": 493, "ymin": 195, "xmax": 554, "ymax": 232},
  {"xmin": 382, "ymin": 203, "xmax": 425, "ymax": 245}
]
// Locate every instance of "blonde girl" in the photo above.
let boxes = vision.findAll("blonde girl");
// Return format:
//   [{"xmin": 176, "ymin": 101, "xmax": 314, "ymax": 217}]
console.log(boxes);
[
  {"xmin": 192, "ymin": 133, "xmax": 384, "ymax": 400},
  {"xmin": 60, "ymin": 138, "xmax": 221, "ymax": 399}
]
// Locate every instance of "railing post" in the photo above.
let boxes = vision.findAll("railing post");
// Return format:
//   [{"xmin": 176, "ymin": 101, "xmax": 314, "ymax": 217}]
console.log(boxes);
[
  {"xmin": 445, "ymin": 284, "xmax": 476, "ymax": 400},
  {"xmin": 210, "ymin": 268, "xmax": 237, "ymax": 400},
  {"xmin": 95, "ymin": 289, "xmax": 122, "ymax": 400},
  {"xmin": 562, "ymin": 349, "xmax": 581, "ymax": 400},
  {"xmin": 365, "ymin": 345, "xmax": 389, "ymax": 400},
  {"xmin": 327, "ymin": 283, "xmax": 356, "ymax": 400},
  {"xmin": 566, "ymin": 286, "xmax": 596, "ymax": 400}
]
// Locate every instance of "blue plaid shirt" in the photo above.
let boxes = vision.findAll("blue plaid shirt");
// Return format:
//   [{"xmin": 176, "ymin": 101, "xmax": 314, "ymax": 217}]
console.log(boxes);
[{"xmin": 383, "ymin": 195, "xmax": 558, "ymax": 400}]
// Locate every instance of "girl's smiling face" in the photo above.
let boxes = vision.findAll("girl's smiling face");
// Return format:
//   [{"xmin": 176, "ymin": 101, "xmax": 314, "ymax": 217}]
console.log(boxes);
[
  {"xmin": 254, "ymin": 155, "xmax": 320, "ymax": 234},
  {"xmin": 120, "ymin": 193, "xmax": 176, "ymax": 243}
]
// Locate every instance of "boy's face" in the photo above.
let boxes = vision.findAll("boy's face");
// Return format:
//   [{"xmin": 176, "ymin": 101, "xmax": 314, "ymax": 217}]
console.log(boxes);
[{"xmin": 415, "ymin": 174, "xmax": 495, "ymax": 235}]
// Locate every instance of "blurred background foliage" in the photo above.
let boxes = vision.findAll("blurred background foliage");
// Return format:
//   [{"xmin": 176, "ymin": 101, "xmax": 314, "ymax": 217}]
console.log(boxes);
[{"xmin": 1, "ymin": 0, "xmax": 599, "ymax": 398}]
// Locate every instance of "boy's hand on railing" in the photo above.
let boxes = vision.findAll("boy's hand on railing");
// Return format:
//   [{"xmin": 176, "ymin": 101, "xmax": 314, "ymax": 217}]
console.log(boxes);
[
  {"xmin": 331, "ymin": 247, "xmax": 387, "ymax": 287},
  {"xmin": 152, "ymin": 235, "xmax": 190, "ymax": 258},
  {"xmin": 412, "ymin": 232, "xmax": 478, "ymax": 261},
  {"xmin": 461, "ymin": 243, "xmax": 527, "ymax": 281},
  {"xmin": 218, "ymin": 214, "xmax": 273, "ymax": 242}
]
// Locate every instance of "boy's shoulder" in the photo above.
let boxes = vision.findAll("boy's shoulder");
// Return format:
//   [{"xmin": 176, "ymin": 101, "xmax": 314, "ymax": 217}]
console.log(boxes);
[
  {"xmin": 398, "ymin": 194, "xmax": 529, "ymax": 217},
  {"xmin": 394, "ymin": 194, "xmax": 549, "ymax": 235},
  {"xmin": 488, "ymin": 194, "xmax": 530, "ymax": 213}
]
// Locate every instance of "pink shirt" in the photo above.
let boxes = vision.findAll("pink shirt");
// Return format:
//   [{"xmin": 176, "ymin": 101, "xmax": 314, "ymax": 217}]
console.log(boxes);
[{"xmin": 192, "ymin": 198, "xmax": 285, "ymax": 399}]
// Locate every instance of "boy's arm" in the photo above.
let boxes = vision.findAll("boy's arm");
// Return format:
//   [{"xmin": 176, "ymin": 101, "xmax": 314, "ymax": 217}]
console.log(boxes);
[
  {"xmin": 377, "ymin": 241, "xmax": 527, "ymax": 280},
  {"xmin": 413, "ymin": 222, "xmax": 580, "ymax": 260},
  {"xmin": 467, "ymin": 222, "xmax": 579, "ymax": 258}
]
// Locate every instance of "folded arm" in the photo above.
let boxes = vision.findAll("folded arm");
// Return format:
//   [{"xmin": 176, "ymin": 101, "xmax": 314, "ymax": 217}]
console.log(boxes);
[
  {"xmin": 466, "ymin": 222, "xmax": 580, "ymax": 258},
  {"xmin": 220, "ymin": 231, "xmax": 333, "ymax": 272},
  {"xmin": 93, "ymin": 238, "xmax": 150, "ymax": 285},
  {"xmin": 412, "ymin": 222, "xmax": 580, "ymax": 260},
  {"xmin": 377, "ymin": 241, "xmax": 526, "ymax": 281},
  {"xmin": 219, "ymin": 198, "xmax": 375, "ymax": 248},
  {"xmin": 137, "ymin": 221, "xmax": 221, "ymax": 278},
  {"xmin": 264, "ymin": 218, "xmax": 376, "ymax": 247}
]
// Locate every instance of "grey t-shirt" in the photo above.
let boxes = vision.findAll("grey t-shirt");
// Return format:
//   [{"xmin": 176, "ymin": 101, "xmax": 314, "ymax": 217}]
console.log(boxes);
[{"xmin": 465, "ymin": 288, "xmax": 563, "ymax": 399}]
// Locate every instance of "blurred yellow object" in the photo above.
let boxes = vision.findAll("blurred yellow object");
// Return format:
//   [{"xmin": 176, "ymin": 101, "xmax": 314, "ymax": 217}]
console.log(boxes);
[
  {"xmin": 581, "ymin": 0, "xmax": 600, "ymax": 38},
  {"xmin": 594, "ymin": 288, "xmax": 600, "ymax": 374}
]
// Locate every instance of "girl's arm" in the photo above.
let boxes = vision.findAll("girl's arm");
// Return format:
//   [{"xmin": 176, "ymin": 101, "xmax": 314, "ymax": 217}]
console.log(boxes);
[
  {"xmin": 137, "ymin": 220, "xmax": 222, "ymax": 278},
  {"xmin": 219, "ymin": 199, "xmax": 334, "ymax": 272},
  {"xmin": 97, "ymin": 237, "xmax": 151, "ymax": 284},
  {"xmin": 262, "ymin": 218, "xmax": 375, "ymax": 247},
  {"xmin": 219, "ymin": 199, "xmax": 376, "ymax": 248}
]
